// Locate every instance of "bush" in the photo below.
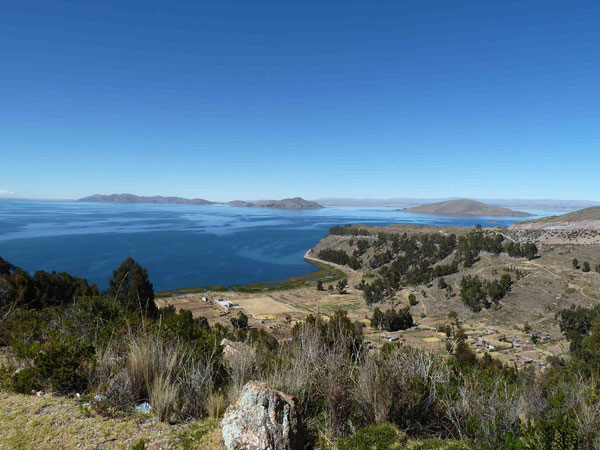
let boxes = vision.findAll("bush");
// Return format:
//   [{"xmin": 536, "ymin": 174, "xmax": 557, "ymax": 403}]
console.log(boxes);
[
  {"xmin": 408, "ymin": 294, "xmax": 418, "ymax": 306},
  {"xmin": 336, "ymin": 422, "xmax": 407, "ymax": 449},
  {"xmin": 34, "ymin": 337, "xmax": 95, "ymax": 394},
  {"xmin": 13, "ymin": 367, "xmax": 42, "ymax": 394}
]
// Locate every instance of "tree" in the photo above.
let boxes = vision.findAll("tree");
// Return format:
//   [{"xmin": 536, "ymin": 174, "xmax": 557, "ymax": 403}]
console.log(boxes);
[
  {"xmin": 408, "ymin": 294, "xmax": 418, "ymax": 306},
  {"xmin": 371, "ymin": 307, "xmax": 384, "ymax": 329},
  {"xmin": 572, "ymin": 258, "xmax": 580, "ymax": 269},
  {"xmin": 317, "ymin": 279, "xmax": 324, "ymax": 291},
  {"xmin": 438, "ymin": 277, "xmax": 448, "ymax": 289},
  {"xmin": 230, "ymin": 311, "xmax": 248, "ymax": 330},
  {"xmin": 336, "ymin": 278, "xmax": 348, "ymax": 294},
  {"xmin": 0, "ymin": 257, "xmax": 15, "ymax": 276},
  {"xmin": 522, "ymin": 243, "xmax": 538, "ymax": 260},
  {"xmin": 107, "ymin": 257, "xmax": 157, "ymax": 317},
  {"xmin": 370, "ymin": 306, "xmax": 413, "ymax": 331},
  {"xmin": 583, "ymin": 261, "xmax": 591, "ymax": 273}
]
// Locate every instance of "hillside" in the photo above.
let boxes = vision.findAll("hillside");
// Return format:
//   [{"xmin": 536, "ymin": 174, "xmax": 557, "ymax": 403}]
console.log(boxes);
[
  {"xmin": 509, "ymin": 206, "xmax": 600, "ymax": 244},
  {"xmin": 306, "ymin": 223, "xmax": 600, "ymax": 354},
  {"xmin": 227, "ymin": 197, "xmax": 322, "ymax": 209},
  {"xmin": 405, "ymin": 199, "xmax": 533, "ymax": 217},
  {"xmin": 78, "ymin": 193, "xmax": 213, "ymax": 205},
  {"xmin": 516, "ymin": 206, "xmax": 600, "ymax": 225}
]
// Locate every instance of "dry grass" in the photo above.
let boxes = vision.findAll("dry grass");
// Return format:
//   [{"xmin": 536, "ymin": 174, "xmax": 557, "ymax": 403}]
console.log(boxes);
[
  {"xmin": 206, "ymin": 392, "xmax": 226, "ymax": 419},
  {"xmin": 125, "ymin": 334, "xmax": 186, "ymax": 402},
  {"xmin": 93, "ymin": 333, "xmax": 218, "ymax": 422}
]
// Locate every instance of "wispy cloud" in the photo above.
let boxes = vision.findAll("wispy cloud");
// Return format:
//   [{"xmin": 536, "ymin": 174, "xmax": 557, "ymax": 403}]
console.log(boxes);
[{"xmin": 0, "ymin": 189, "xmax": 14, "ymax": 195}]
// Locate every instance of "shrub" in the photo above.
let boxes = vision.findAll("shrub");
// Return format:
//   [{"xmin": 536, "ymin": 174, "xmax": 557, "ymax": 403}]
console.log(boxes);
[
  {"xmin": 34, "ymin": 337, "xmax": 95, "ymax": 394},
  {"xmin": 336, "ymin": 422, "xmax": 406, "ymax": 449},
  {"xmin": 336, "ymin": 279, "xmax": 348, "ymax": 294},
  {"xmin": 230, "ymin": 311, "xmax": 248, "ymax": 330},
  {"xmin": 438, "ymin": 277, "xmax": 448, "ymax": 289},
  {"xmin": 408, "ymin": 294, "xmax": 418, "ymax": 306},
  {"xmin": 13, "ymin": 367, "xmax": 42, "ymax": 394}
]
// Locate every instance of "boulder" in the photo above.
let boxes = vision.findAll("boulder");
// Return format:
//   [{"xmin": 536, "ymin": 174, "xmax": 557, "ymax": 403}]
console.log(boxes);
[{"xmin": 221, "ymin": 381, "xmax": 304, "ymax": 450}]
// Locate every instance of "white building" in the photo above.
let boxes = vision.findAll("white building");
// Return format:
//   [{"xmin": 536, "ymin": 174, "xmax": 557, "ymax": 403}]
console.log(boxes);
[{"xmin": 217, "ymin": 299, "xmax": 238, "ymax": 308}]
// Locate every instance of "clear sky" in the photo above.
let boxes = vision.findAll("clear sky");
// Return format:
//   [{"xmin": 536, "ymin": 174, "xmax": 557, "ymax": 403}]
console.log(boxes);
[{"xmin": 1, "ymin": 1, "xmax": 599, "ymax": 201}]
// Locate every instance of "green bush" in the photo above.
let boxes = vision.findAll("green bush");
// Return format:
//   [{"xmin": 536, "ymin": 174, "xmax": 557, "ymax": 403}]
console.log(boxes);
[
  {"xmin": 34, "ymin": 337, "xmax": 95, "ymax": 394},
  {"xmin": 408, "ymin": 294, "xmax": 418, "ymax": 306},
  {"xmin": 13, "ymin": 367, "xmax": 42, "ymax": 394},
  {"xmin": 336, "ymin": 423, "xmax": 407, "ymax": 450}
]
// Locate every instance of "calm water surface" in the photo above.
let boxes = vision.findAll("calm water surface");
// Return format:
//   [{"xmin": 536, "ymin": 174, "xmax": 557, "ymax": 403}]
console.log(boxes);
[{"xmin": 0, "ymin": 201, "xmax": 559, "ymax": 291}]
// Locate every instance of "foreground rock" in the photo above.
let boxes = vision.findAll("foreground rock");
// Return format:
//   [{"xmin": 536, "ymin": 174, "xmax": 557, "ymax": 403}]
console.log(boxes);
[{"xmin": 221, "ymin": 381, "xmax": 304, "ymax": 450}]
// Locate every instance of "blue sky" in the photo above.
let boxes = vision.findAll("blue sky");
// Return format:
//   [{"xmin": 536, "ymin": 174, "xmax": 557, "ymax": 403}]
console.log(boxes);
[{"xmin": 1, "ymin": 1, "xmax": 599, "ymax": 201}]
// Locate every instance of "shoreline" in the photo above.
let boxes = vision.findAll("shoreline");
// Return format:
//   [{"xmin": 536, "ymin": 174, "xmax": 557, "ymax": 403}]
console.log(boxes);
[{"xmin": 155, "ymin": 250, "xmax": 347, "ymax": 298}]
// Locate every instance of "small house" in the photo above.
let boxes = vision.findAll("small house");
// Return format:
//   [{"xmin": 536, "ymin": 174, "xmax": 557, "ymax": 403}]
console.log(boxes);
[{"xmin": 217, "ymin": 299, "xmax": 238, "ymax": 308}]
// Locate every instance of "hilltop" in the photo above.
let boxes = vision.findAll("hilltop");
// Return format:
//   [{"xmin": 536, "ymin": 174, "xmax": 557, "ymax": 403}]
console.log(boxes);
[
  {"xmin": 78, "ymin": 193, "xmax": 213, "ymax": 205},
  {"xmin": 227, "ymin": 197, "xmax": 322, "ymax": 209},
  {"xmin": 404, "ymin": 199, "xmax": 533, "ymax": 217}
]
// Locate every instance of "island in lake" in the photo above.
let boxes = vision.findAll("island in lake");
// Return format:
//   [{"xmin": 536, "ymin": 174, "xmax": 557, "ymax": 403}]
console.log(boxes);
[
  {"xmin": 78, "ymin": 194, "xmax": 322, "ymax": 209},
  {"xmin": 78, "ymin": 194, "xmax": 214, "ymax": 205},
  {"xmin": 227, "ymin": 197, "xmax": 323, "ymax": 209},
  {"xmin": 404, "ymin": 198, "xmax": 533, "ymax": 217}
]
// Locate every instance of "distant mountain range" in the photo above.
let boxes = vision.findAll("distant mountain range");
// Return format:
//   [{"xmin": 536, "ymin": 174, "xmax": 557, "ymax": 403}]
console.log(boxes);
[
  {"xmin": 78, "ymin": 194, "xmax": 322, "ymax": 209},
  {"xmin": 404, "ymin": 199, "xmax": 533, "ymax": 217}
]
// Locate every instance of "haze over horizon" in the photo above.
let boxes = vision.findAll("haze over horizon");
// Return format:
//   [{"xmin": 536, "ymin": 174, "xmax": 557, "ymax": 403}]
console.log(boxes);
[{"xmin": 2, "ymin": 1, "xmax": 599, "ymax": 201}]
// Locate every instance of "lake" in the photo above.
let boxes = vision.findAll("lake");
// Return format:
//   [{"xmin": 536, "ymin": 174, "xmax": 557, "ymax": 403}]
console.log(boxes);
[{"xmin": 0, "ymin": 201, "xmax": 558, "ymax": 291}]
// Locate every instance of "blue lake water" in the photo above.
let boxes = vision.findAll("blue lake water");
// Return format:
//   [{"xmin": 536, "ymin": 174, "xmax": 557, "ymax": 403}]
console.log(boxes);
[{"xmin": 0, "ymin": 201, "xmax": 559, "ymax": 291}]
